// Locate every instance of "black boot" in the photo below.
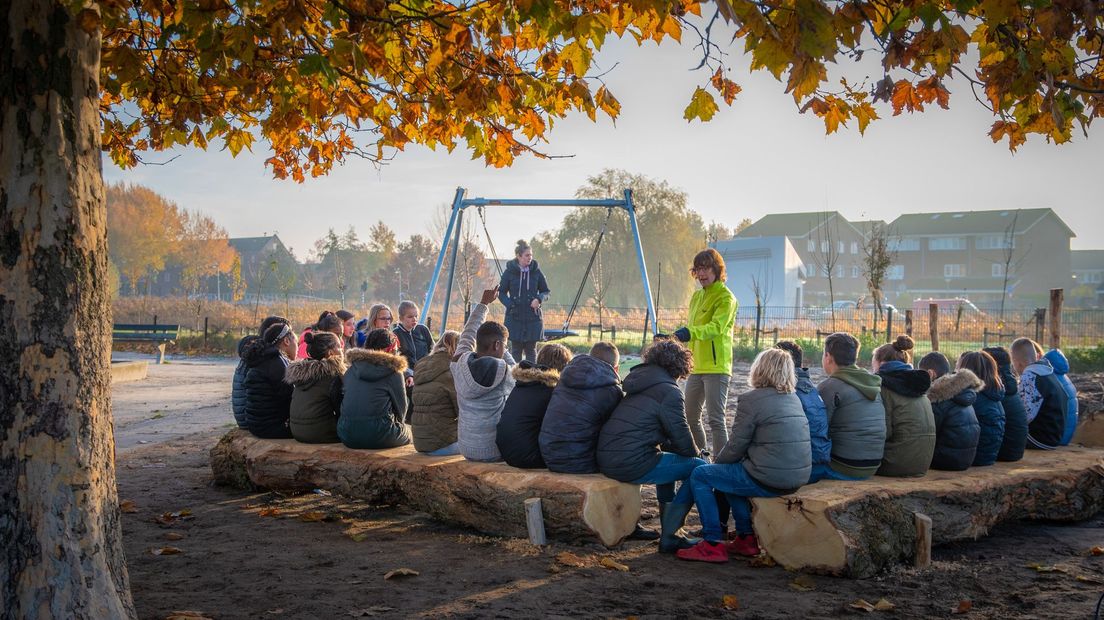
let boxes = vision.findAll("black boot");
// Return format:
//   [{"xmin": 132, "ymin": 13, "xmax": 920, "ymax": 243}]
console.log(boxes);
[
  {"xmin": 658, "ymin": 502, "xmax": 699, "ymax": 553},
  {"xmin": 628, "ymin": 522, "xmax": 660, "ymax": 541}
]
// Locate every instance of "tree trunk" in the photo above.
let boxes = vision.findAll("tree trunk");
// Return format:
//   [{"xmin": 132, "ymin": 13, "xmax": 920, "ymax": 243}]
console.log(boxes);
[{"xmin": 0, "ymin": 1, "xmax": 135, "ymax": 616}]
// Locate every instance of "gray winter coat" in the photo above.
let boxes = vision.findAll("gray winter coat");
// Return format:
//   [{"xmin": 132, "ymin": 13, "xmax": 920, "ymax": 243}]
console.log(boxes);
[
  {"xmin": 716, "ymin": 387, "xmax": 811, "ymax": 494},
  {"xmin": 817, "ymin": 366, "xmax": 886, "ymax": 479},
  {"xmin": 451, "ymin": 303, "xmax": 516, "ymax": 461}
]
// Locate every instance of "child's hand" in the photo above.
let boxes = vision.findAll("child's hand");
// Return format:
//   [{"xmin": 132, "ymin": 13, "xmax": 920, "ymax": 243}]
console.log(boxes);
[
  {"xmin": 406, "ymin": 376, "xmax": 414, "ymax": 388},
  {"xmin": 530, "ymin": 298, "xmax": 540, "ymax": 310},
  {"xmin": 480, "ymin": 286, "xmax": 499, "ymax": 306}
]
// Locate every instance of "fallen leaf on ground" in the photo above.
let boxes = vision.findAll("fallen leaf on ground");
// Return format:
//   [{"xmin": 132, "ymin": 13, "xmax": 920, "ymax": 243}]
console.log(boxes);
[
  {"xmin": 849, "ymin": 599, "xmax": 876, "ymax": 612},
  {"xmin": 555, "ymin": 551, "xmax": 588, "ymax": 567},
  {"xmin": 1077, "ymin": 575, "xmax": 1104, "ymax": 585},
  {"xmin": 789, "ymin": 575, "xmax": 816, "ymax": 591},
  {"xmin": 1091, "ymin": 546, "xmax": 1104, "ymax": 556},
  {"xmin": 119, "ymin": 499, "xmax": 138, "ymax": 513},
  {"xmin": 154, "ymin": 510, "xmax": 194, "ymax": 525},
  {"xmin": 163, "ymin": 532, "xmax": 185, "ymax": 541},
  {"xmin": 721, "ymin": 594, "xmax": 739, "ymax": 610},
  {"xmin": 1026, "ymin": 563, "xmax": 1066, "ymax": 573},
  {"xmin": 748, "ymin": 554, "xmax": 776, "ymax": 568},
  {"xmin": 874, "ymin": 598, "xmax": 895, "ymax": 611},
  {"xmin": 347, "ymin": 531, "xmax": 370, "ymax": 542},
  {"xmin": 546, "ymin": 562, "xmax": 562, "ymax": 574},
  {"xmin": 258, "ymin": 507, "xmax": 280, "ymax": 517},
  {"xmin": 599, "ymin": 557, "xmax": 629, "ymax": 572},
  {"xmin": 265, "ymin": 609, "xmax": 284, "ymax": 615},
  {"xmin": 151, "ymin": 546, "xmax": 183, "ymax": 556},
  {"xmin": 952, "ymin": 600, "xmax": 972, "ymax": 614},
  {"xmin": 164, "ymin": 612, "xmax": 212, "ymax": 620},
  {"xmin": 298, "ymin": 511, "xmax": 327, "ymax": 522},
  {"xmin": 383, "ymin": 568, "xmax": 419, "ymax": 580},
  {"xmin": 348, "ymin": 606, "xmax": 396, "ymax": 617}
]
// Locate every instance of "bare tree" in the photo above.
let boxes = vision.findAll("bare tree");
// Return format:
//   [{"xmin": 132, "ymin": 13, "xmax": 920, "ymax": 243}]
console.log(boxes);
[
  {"xmin": 454, "ymin": 220, "xmax": 487, "ymax": 316},
  {"xmin": 995, "ymin": 209, "xmax": 1029, "ymax": 324},
  {"xmin": 861, "ymin": 222, "xmax": 898, "ymax": 337},
  {"xmin": 590, "ymin": 244, "xmax": 614, "ymax": 327},
  {"xmin": 809, "ymin": 212, "xmax": 842, "ymax": 328}
]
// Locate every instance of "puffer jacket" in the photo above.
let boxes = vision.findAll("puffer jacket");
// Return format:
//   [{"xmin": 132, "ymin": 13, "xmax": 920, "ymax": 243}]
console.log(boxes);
[
  {"xmin": 985, "ymin": 348, "xmax": 1028, "ymax": 462},
  {"xmin": 338, "ymin": 349, "xmax": 410, "ymax": 449},
  {"xmin": 498, "ymin": 258, "xmax": 550, "ymax": 343},
  {"xmin": 716, "ymin": 387, "xmax": 811, "ymax": 494},
  {"xmin": 451, "ymin": 304, "xmax": 517, "ymax": 462},
  {"xmin": 539, "ymin": 355, "xmax": 623, "ymax": 474},
  {"xmin": 394, "ymin": 323, "xmax": 434, "ymax": 373},
  {"xmin": 285, "ymin": 356, "xmax": 346, "ymax": 444},
  {"xmin": 817, "ymin": 366, "xmax": 886, "ymax": 479},
  {"xmin": 242, "ymin": 343, "xmax": 294, "ymax": 439},
  {"xmin": 972, "ymin": 386, "xmax": 1006, "ymax": 466},
  {"xmin": 596, "ymin": 363, "xmax": 697, "ymax": 482},
  {"xmin": 1019, "ymin": 359, "xmax": 1068, "ymax": 450},
  {"xmin": 1043, "ymin": 349, "xmax": 1079, "ymax": 445},
  {"xmin": 232, "ymin": 335, "xmax": 257, "ymax": 428},
  {"xmin": 876, "ymin": 362, "xmax": 936, "ymax": 478},
  {"xmin": 928, "ymin": 370, "xmax": 982, "ymax": 471},
  {"xmin": 497, "ymin": 363, "xmax": 560, "ymax": 469},
  {"xmin": 410, "ymin": 349, "xmax": 459, "ymax": 453},
  {"xmin": 795, "ymin": 368, "xmax": 831, "ymax": 466}
]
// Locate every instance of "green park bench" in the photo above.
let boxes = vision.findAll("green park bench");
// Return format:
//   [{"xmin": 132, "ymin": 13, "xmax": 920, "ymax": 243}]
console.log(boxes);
[{"xmin": 112, "ymin": 323, "xmax": 179, "ymax": 364}]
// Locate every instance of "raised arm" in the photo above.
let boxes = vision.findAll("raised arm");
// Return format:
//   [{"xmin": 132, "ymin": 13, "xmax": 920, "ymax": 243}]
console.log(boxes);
[{"xmin": 454, "ymin": 287, "xmax": 498, "ymax": 361}]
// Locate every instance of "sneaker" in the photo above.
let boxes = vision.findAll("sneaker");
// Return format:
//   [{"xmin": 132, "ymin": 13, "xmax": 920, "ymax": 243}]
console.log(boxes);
[
  {"xmin": 726, "ymin": 534, "xmax": 760, "ymax": 557},
  {"xmin": 675, "ymin": 540, "xmax": 729, "ymax": 563}
]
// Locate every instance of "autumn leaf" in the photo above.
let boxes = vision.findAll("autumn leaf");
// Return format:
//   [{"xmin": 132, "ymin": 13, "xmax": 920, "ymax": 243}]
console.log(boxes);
[
  {"xmin": 258, "ymin": 507, "xmax": 280, "ymax": 517},
  {"xmin": 849, "ymin": 599, "xmax": 876, "ymax": 612},
  {"xmin": 873, "ymin": 598, "xmax": 895, "ymax": 611},
  {"xmin": 952, "ymin": 600, "xmax": 973, "ymax": 614},
  {"xmin": 599, "ymin": 557, "xmax": 630, "ymax": 572},
  {"xmin": 710, "ymin": 67, "xmax": 741, "ymax": 105},
  {"xmin": 383, "ymin": 568, "xmax": 420, "ymax": 580},
  {"xmin": 555, "ymin": 552, "xmax": 588, "ymax": 568},
  {"xmin": 789, "ymin": 574, "xmax": 817, "ymax": 591},
  {"xmin": 163, "ymin": 532, "xmax": 185, "ymax": 541},
  {"xmin": 684, "ymin": 88, "xmax": 719, "ymax": 122},
  {"xmin": 989, "ymin": 120, "xmax": 1027, "ymax": 151},
  {"xmin": 298, "ymin": 511, "xmax": 328, "ymax": 522},
  {"xmin": 348, "ymin": 531, "xmax": 371, "ymax": 542},
  {"xmin": 164, "ymin": 612, "xmax": 213, "ymax": 620},
  {"xmin": 119, "ymin": 499, "xmax": 138, "ymax": 513},
  {"xmin": 76, "ymin": 8, "xmax": 101, "ymax": 34},
  {"xmin": 151, "ymin": 546, "xmax": 183, "ymax": 556},
  {"xmin": 721, "ymin": 594, "xmax": 739, "ymax": 610},
  {"xmin": 890, "ymin": 80, "xmax": 924, "ymax": 115},
  {"xmin": 1089, "ymin": 546, "xmax": 1103, "ymax": 556}
]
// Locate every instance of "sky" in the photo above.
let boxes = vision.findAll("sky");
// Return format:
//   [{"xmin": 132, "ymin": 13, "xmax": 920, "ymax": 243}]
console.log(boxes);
[{"xmin": 103, "ymin": 26, "xmax": 1103, "ymax": 262}]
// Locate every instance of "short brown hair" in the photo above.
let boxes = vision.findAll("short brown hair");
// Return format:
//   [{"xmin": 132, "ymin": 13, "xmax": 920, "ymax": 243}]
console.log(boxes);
[
  {"xmin": 691, "ymin": 248, "xmax": 726, "ymax": 282},
  {"xmin": 824, "ymin": 332, "xmax": 859, "ymax": 366},
  {"xmin": 537, "ymin": 343, "xmax": 573, "ymax": 371},
  {"xmin": 643, "ymin": 339, "xmax": 694, "ymax": 380},
  {"xmin": 590, "ymin": 341, "xmax": 620, "ymax": 368},
  {"xmin": 1010, "ymin": 337, "xmax": 1041, "ymax": 364}
]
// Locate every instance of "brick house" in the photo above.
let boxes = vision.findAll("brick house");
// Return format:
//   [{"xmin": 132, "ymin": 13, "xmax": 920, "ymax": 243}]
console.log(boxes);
[{"xmin": 1072, "ymin": 250, "xmax": 1104, "ymax": 305}]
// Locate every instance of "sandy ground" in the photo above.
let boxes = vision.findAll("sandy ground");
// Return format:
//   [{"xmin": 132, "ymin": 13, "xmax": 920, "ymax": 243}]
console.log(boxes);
[{"xmin": 112, "ymin": 357, "xmax": 1104, "ymax": 619}]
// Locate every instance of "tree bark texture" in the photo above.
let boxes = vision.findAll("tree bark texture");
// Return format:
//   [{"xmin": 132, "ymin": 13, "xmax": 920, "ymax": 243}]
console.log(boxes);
[
  {"xmin": 751, "ymin": 447, "xmax": 1104, "ymax": 578},
  {"xmin": 0, "ymin": 0, "xmax": 135, "ymax": 616},
  {"xmin": 211, "ymin": 429, "xmax": 641, "ymax": 547}
]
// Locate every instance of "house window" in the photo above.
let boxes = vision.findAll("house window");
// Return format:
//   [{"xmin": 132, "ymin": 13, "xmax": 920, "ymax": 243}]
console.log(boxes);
[
  {"xmin": 977, "ymin": 235, "xmax": 1014, "ymax": 250},
  {"xmin": 930, "ymin": 237, "xmax": 967, "ymax": 251},
  {"xmin": 851, "ymin": 265, "xmax": 860, "ymax": 278},
  {"xmin": 821, "ymin": 241, "xmax": 829, "ymax": 253},
  {"xmin": 992, "ymin": 263, "xmax": 1006, "ymax": 278},
  {"xmin": 851, "ymin": 242, "xmax": 859, "ymax": 255},
  {"xmin": 822, "ymin": 265, "xmax": 831, "ymax": 277},
  {"xmin": 944, "ymin": 264, "xmax": 966, "ymax": 278},
  {"xmin": 888, "ymin": 238, "xmax": 920, "ymax": 252},
  {"xmin": 838, "ymin": 241, "xmax": 846, "ymax": 254},
  {"xmin": 836, "ymin": 264, "xmax": 845, "ymax": 278},
  {"xmin": 887, "ymin": 265, "xmax": 904, "ymax": 280},
  {"xmin": 807, "ymin": 239, "xmax": 816, "ymax": 252}
]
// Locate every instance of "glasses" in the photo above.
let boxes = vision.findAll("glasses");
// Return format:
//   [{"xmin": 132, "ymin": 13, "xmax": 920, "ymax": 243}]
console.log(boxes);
[
  {"xmin": 690, "ymin": 266, "xmax": 712, "ymax": 274},
  {"xmin": 378, "ymin": 316, "xmax": 393, "ymax": 322}
]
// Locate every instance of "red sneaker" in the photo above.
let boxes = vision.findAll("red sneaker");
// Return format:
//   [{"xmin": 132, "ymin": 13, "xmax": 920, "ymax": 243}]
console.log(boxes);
[
  {"xmin": 726, "ymin": 534, "xmax": 760, "ymax": 557},
  {"xmin": 675, "ymin": 540, "xmax": 729, "ymax": 563}
]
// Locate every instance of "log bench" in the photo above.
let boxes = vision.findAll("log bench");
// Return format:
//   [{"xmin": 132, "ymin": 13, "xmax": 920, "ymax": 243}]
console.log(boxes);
[
  {"xmin": 209, "ymin": 429, "xmax": 640, "ymax": 546},
  {"xmin": 752, "ymin": 446, "xmax": 1104, "ymax": 577}
]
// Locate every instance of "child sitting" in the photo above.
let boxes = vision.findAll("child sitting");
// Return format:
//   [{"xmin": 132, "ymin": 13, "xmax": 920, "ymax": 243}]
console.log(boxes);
[
  {"xmin": 234, "ymin": 315, "xmax": 287, "ymax": 428},
  {"xmin": 286, "ymin": 331, "xmax": 346, "ymax": 444},
  {"xmin": 1043, "ymin": 348, "xmax": 1079, "ymax": 445},
  {"xmin": 1011, "ymin": 338, "xmax": 1068, "ymax": 450},
  {"xmin": 242, "ymin": 321, "xmax": 298, "ymax": 439},
  {"xmin": 297, "ymin": 311, "xmax": 344, "ymax": 360},
  {"xmin": 411, "ymin": 331, "xmax": 461, "ymax": 456},
  {"xmin": 497, "ymin": 344, "xmax": 573, "ymax": 469},
  {"xmin": 983, "ymin": 346, "xmax": 1029, "ymax": 461},
  {"xmin": 815, "ymin": 332, "xmax": 886, "ymax": 481},
  {"xmin": 539, "ymin": 342, "xmax": 624, "ymax": 474},
  {"xmin": 776, "ymin": 341, "xmax": 831, "ymax": 479},
  {"xmin": 597, "ymin": 338, "xmax": 705, "ymax": 553},
  {"xmin": 676, "ymin": 348, "xmax": 811, "ymax": 563},
  {"xmin": 919, "ymin": 352, "xmax": 981, "ymax": 470},
  {"xmin": 957, "ymin": 351, "xmax": 1006, "ymax": 466},
  {"xmin": 339, "ymin": 328, "xmax": 411, "ymax": 449},
  {"xmin": 451, "ymin": 287, "xmax": 517, "ymax": 462},
  {"xmin": 871, "ymin": 336, "xmax": 935, "ymax": 477}
]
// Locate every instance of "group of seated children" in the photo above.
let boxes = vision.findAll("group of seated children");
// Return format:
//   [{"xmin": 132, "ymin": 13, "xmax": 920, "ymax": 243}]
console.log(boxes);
[{"xmin": 233, "ymin": 294, "xmax": 1079, "ymax": 566}]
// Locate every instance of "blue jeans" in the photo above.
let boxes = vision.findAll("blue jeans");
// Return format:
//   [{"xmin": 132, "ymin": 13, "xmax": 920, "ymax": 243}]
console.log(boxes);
[
  {"xmin": 631, "ymin": 453, "xmax": 707, "ymax": 504},
  {"xmin": 689, "ymin": 463, "xmax": 776, "ymax": 541},
  {"xmin": 425, "ymin": 442, "xmax": 461, "ymax": 456},
  {"xmin": 809, "ymin": 463, "xmax": 860, "ymax": 483}
]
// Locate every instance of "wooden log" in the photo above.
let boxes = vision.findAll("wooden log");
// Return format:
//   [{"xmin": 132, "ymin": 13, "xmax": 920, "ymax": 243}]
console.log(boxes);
[
  {"xmin": 525, "ymin": 498, "xmax": 547, "ymax": 545},
  {"xmin": 210, "ymin": 429, "xmax": 639, "ymax": 547},
  {"xmin": 904, "ymin": 309, "xmax": 913, "ymax": 338},
  {"xmin": 913, "ymin": 513, "xmax": 932, "ymax": 569},
  {"xmin": 751, "ymin": 447, "xmax": 1104, "ymax": 577},
  {"xmin": 1048, "ymin": 288, "xmax": 1064, "ymax": 350},
  {"xmin": 928, "ymin": 303, "xmax": 939, "ymax": 352}
]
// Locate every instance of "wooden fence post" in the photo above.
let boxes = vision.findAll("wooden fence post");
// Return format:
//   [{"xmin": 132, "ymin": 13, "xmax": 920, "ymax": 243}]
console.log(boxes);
[
  {"xmin": 885, "ymin": 307, "xmax": 894, "ymax": 342},
  {"xmin": 203, "ymin": 316, "xmax": 209, "ymax": 349},
  {"xmin": 1034, "ymin": 308, "xmax": 1047, "ymax": 343},
  {"xmin": 929, "ymin": 304, "xmax": 939, "ymax": 352},
  {"xmin": 1048, "ymin": 288, "xmax": 1064, "ymax": 350},
  {"xmin": 905, "ymin": 309, "xmax": 913, "ymax": 338}
]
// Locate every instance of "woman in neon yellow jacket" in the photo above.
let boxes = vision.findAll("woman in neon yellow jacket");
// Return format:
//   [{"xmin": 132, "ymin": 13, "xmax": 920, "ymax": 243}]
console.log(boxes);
[{"xmin": 673, "ymin": 249, "xmax": 738, "ymax": 455}]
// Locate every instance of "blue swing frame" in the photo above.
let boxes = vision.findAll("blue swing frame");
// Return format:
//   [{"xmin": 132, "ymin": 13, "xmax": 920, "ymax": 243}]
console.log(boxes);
[{"xmin": 420, "ymin": 187, "xmax": 658, "ymax": 340}]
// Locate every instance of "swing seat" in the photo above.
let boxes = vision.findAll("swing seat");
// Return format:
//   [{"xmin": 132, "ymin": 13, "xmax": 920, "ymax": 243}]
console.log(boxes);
[{"xmin": 542, "ymin": 329, "xmax": 579, "ymax": 341}]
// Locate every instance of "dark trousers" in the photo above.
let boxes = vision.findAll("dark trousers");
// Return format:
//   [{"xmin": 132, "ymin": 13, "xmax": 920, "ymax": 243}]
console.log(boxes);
[{"xmin": 511, "ymin": 339, "xmax": 537, "ymax": 363}]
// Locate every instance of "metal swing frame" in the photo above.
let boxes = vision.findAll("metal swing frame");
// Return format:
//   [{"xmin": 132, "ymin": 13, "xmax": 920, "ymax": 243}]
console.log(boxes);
[{"xmin": 420, "ymin": 187, "xmax": 658, "ymax": 340}]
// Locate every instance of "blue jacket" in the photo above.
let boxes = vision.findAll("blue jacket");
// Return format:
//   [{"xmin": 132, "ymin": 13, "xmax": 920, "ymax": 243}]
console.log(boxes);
[
  {"xmin": 927, "ymin": 370, "xmax": 982, "ymax": 471},
  {"xmin": 1044, "ymin": 349, "xmax": 1079, "ymax": 445},
  {"xmin": 795, "ymin": 368, "xmax": 831, "ymax": 466},
  {"xmin": 1019, "ymin": 359, "xmax": 1068, "ymax": 450},
  {"xmin": 539, "ymin": 355, "xmax": 623, "ymax": 474},
  {"xmin": 972, "ymin": 387, "xmax": 1006, "ymax": 466},
  {"xmin": 994, "ymin": 361, "xmax": 1028, "ymax": 462},
  {"xmin": 498, "ymin": 258, "xmax": 550, "ymax": 343},
  {"xmin": 232, "ymin": 335, "xmax": 258, "ymax": 428}
]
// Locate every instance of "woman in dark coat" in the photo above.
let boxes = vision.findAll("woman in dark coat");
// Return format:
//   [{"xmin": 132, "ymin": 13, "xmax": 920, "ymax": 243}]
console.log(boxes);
[
  {"xmin": 339, "ymin": 328, "xmax": 411, "ymax": 449},
  {"xmin": 243, "ymin": 322, "xmax": 298, "ymax": 439},
  {"xmin": 286, "ymin": 331, "xmax": 346, "ymax": 444},
  {"xmin": 957, "ymin": 351, "xmax": 1006, "ymax": 466},
  {"xmin": 498, "ymin": 239, "xmax": 550, "ymax": 363},
  {"xmin": 919, "ymin": 352, "xmax": 982, "ymax": 471},
  {"xmin": 232, "ymin": 335, "xmax": 258, "ymax": 428},
  {"xmin": 984, "ymin": 346, "xmax": 1028, "ymax": 462},
  {"xmin": 497, "ymin": 344, "xmax": 573, "ymax": 469}
]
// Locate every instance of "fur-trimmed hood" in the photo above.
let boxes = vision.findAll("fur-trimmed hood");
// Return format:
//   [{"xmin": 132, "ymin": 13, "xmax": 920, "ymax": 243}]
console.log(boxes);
[
  {"xmin": 928, "ymin": 369, "xmax": 984, "ymax": 404},
  {"xmin": 345, "ymin": 348, "xmax": 407, "ymax": 382},
  {"xmin": 878, "ymin": 367, "xmax": 931, "ymax": 398},
  {"xmin": 284, "ymin": 356, "xmax": 346, "ymax": 387},
  {"xmin": 512, "ymin": 365, "xmax": 560, "ymax": 388}
]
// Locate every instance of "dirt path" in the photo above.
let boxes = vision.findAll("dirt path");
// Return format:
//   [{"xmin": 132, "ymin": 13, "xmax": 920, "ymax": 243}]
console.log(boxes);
[{"xmin": 112, "ymin": 359, "xmax": 1104, "ymax": 619}]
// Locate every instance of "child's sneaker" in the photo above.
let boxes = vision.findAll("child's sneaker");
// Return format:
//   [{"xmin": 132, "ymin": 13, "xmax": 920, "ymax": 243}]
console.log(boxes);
[
  {"xmin": 726, "ymin": 534, "xmax": 760, "ymax": 557},
  {"xmin": 675, "ymin": 540, "xmax": 729, "ymax": 563}
]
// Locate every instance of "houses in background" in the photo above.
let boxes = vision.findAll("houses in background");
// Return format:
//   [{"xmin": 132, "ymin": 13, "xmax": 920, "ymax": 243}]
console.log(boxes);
[{"xmin": 732, "ymin": 207, "xmax": 1079, "ymax": 308}]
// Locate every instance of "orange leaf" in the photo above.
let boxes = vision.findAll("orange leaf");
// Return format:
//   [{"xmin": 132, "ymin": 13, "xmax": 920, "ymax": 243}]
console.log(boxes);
[
  {"xmin": 1092, "ymin": 546, "xmax": 1104, "ymax": 556},
  {"xmin": 151, "ymin": 546, "xmax": 183, "ymax": 556},
  {"xmin": 258, "ymin": 507, "xmax": 280, "ymax": 517},
  {"xmin": 721, "ymin": 594, "xmax": 739, "ymax": 610},
  {"xmin": 952, "ymin": 600, "xmax": 972, "ymax": 614},
  {"xmin": 119, "ymin": 499, "xmax": 138, "ymax": 513}
]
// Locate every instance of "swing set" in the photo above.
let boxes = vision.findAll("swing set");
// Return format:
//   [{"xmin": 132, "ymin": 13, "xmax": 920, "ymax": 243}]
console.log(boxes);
[{"xmin": 420, "ymin": 188, "xmax": 658, "ymax": 341}]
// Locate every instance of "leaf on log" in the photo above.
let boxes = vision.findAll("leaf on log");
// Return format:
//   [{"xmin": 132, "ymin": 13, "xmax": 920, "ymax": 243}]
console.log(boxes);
[{"xmin": 383, "ymin": 568, "xmax": 419, "ymax": 580}]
